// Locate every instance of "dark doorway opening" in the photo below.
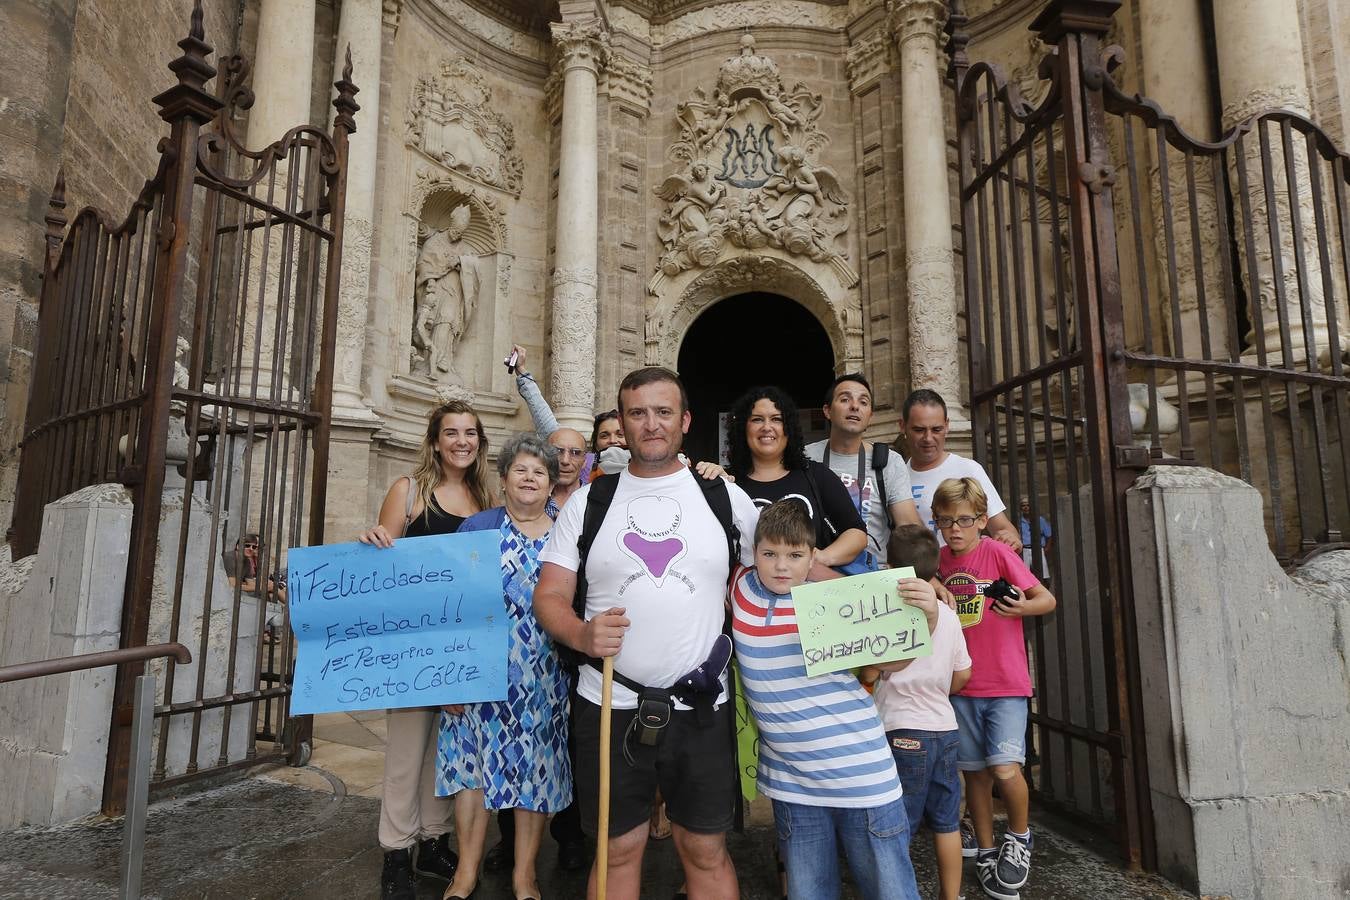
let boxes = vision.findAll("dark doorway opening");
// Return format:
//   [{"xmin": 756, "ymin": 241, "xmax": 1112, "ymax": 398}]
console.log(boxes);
[{"xmin": 676, "ymin": 292, "xmax": 835, "ymax": 466}]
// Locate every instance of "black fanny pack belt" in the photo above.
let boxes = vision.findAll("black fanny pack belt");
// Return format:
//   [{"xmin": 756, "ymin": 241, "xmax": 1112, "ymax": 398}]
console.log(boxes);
[{"xmin": 584, "ymin": 660, "xmax": 721, "ymax": 745}]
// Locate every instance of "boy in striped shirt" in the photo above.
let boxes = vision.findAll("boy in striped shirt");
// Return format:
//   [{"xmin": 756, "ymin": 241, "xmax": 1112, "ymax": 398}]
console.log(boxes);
[{"xmin": 730, "ymin": 499, "xmax": 938, "ymax": 900}]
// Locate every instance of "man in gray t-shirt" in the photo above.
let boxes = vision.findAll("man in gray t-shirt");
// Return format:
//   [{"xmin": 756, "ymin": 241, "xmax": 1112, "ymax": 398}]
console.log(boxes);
[{"xmin": 805, "ymin": 373, "xmax": 922, "ymax": 565}]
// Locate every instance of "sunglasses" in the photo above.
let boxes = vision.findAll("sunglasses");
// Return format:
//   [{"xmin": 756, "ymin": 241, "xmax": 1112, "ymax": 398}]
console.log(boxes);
[{"xmin": 242, "ymin": 542, "xmax": 259, "ymax": 550}]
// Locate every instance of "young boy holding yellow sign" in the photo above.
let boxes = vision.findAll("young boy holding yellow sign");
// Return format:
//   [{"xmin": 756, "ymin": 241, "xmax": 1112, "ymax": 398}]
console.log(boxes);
[
  {"xmin": 932, "ymin": 477, "xmax": 1056, "ymax": 900},
  {"xmin": 730, "ymin": 499, "xmax": 938, "ymax": 900}
]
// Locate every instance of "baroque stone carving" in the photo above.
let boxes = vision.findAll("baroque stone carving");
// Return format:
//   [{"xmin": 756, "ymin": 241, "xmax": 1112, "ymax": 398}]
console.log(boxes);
[
  {"xmin": 846, "ymin": 31, "xmax": 892, "ymax": 93},
  {"xmin": 888, "ymin": 0, "xmax": 947, "ymax": 48},
  {"xmin": 603, "ymin": 53, "xmax": 654, "ymax": 114},
  {"xmin": 654, "ymin": 1, "xmax": 850, "ymax": 44},
  {"xmin": 550, "ymin": 19, "xmax": 610, "ymax": 74},
  {"xmin": 406, "ymin": 58, "xmax": 525, "ymax": 197},
  {"xmin": 1010, "ymin": 34, "xmax": 1054, "ymax": 107},
  {"xmin": 413, "ymin": 205, "xmax": 486, "ymax": 382},
  {"xmin": 653, "ymin": 36, "xmax": 852, "ymax": 282}
]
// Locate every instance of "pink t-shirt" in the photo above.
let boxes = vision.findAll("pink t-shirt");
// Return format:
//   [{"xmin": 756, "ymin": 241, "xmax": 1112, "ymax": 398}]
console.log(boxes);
[
  {"xmin": 872, "ymin": 603, "xmax": 972, "ymax": 732},
  {"xmin": 939, "ymin": 536, "xmax": 1040, "ymax": 698}
]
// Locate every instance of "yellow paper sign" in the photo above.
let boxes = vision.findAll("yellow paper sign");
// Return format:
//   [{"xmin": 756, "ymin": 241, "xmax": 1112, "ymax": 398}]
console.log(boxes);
[{"xmin": 792, "ymin": 567, "xmax": 933, "ymax": 677}]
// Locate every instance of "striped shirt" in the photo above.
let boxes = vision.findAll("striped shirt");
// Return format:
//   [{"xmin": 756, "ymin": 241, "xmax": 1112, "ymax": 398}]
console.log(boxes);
[{"xmin": 730, "ymin": 566, "xmax": 903, "ymax": 808}]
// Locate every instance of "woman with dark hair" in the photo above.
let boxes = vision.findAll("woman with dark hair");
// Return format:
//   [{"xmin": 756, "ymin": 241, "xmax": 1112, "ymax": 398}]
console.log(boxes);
[
  {"xmin": 727, "ymin": 385, "xmax": 867, "ymax": 580},
  {"xmin": 437, "ymin": 432, "xmax": 572, "ymax": 900},
  {"xmin": 358, "ymin": 400, "xmax": 492, "ymax": 900},
  {"xmin": 589, "ymin": 408, "xmax": 625, "ymax": 452}
]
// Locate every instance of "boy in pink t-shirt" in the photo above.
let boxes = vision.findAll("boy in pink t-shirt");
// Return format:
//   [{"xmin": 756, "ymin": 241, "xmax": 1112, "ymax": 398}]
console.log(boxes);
[
  {"xmin": 934, "ymin": 477, "xmax": 1055, "ymax": 900},
  {"xmin": 867, "ymin": 524, "xmax": 972, "ymax": 900}
]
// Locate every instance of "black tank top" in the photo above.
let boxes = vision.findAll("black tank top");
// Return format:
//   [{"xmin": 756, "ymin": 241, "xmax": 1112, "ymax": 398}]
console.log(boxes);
[{"xmin": 403, "ymin": 491, "xmax": 468, "ymax": 538}]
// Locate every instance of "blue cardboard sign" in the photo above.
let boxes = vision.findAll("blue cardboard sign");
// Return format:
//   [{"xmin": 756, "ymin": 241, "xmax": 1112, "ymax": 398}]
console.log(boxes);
[{"xmin": 286, "ymin": 531, "xmax": 507, "ymax": 714}]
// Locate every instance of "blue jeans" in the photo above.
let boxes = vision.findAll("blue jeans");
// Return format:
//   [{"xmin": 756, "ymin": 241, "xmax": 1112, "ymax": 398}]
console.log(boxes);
[
  {"xmin": 889, "ymin": 728, "xmax": 962, "ymax": 834},
  {"xmin": 771, "ymin": 797, "xmax": 920, "ymax": 900},
  {"xmin": 951, "ymin": 695, "xmax": 1028, "ymax": 770}
]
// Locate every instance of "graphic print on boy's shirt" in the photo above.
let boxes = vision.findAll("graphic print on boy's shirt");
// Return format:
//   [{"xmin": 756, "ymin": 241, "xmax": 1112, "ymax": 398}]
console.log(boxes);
[{"xmin": 943, "ymin": 571, "xmax": 994, "ymax": 628}]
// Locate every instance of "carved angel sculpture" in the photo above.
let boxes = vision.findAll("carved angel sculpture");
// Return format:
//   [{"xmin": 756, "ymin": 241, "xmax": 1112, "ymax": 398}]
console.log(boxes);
[
  {"xmin": 414, "ymin": 204, "xmax": 482, "ymax": 382},
  {"xmin": 655, "ymin": 163, "xmax": 727, "ymax": 247},
  {"xmin": 760, "ymin": 145, "xmax": 848, "ymax": 227}
]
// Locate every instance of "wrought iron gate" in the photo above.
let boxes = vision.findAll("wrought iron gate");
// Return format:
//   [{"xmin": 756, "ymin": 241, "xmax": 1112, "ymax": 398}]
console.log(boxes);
[
  {"xmin": 9, "ymin": 3, "xmax": 357, "ymax": 811},
  {"xmin": 949, "ymin": 0, "xmax": 1350, "ymax": 869}
]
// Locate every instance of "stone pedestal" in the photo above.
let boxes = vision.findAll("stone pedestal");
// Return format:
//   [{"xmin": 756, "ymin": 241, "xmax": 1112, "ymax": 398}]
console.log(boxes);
[
  {"xmin": 0, "ymin": 485, "xmax": 132, "ymax": 829},
  {"xmin": 1127, "ymin": 466, "xmax": 1350, "ymax": 899},
  {"xmin": 892, "ymin": 0, "xmax": 969, "ymax": 433},
  {"xmin": 548, "ymin": 20, "xmax": 608, "ymax": 432}
]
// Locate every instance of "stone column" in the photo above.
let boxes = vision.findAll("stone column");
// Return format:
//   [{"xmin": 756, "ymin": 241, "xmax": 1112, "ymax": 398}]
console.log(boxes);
[
  {"xmin": 1214, "ymin": 0, "xmax": 1342, "ymax": 367},
  {"xmin": 891, "ymin": 0, "xmax": 969, "ymax": 428},
  {"xmin": 548, "ymin": 20, "xmax": 609, "ymax": 431},
  {"xmin": 329, "ymin": 0, "xmax": 381, "ymax": 422},
  {"xmin": 1138, "ymin": 0, "xmax": 1228, "ymax": 379},
  {"xmin": 245, "ymin": 0, "xmax": 315, "ymax": 149}
]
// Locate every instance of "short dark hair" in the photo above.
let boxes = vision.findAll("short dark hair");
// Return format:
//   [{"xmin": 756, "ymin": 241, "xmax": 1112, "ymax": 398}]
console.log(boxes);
[
  {"xmin": 888, "ymin": 524, "xmax": 941, "ymax": 582},
  {"xmin": 617, "ymin": 367, "xmax": 688, "ymax": 415},
  {"xmin": 727, "ymin": 385, "xmax": 808, "ymax": 478},
  {"xmin": 754, "ymin": 499, "xmax": 815, "ymax": 549},
  {"xmin": 824, "ymin": 372, "xmax": 872, "ymax": 406},
  {"xmin": 902, "ymin": 389, "xmax": 948, "ymax": 421}
]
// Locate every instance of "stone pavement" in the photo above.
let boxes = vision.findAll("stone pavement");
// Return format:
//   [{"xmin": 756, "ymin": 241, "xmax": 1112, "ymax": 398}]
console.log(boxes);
[{"xmin": 0, "ymin": 712, "xmax": 1195, "ymax": 899}]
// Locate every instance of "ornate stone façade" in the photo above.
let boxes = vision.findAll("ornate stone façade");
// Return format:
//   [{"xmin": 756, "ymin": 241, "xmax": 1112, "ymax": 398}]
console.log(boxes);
[{"xmin": 3, "ymin": 0, "xmax": 1349, "ymax": 538}]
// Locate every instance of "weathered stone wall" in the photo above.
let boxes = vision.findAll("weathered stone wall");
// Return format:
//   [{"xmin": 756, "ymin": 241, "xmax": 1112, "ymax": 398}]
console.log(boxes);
[
  {"xmin": 0, "ymin": 0, "xmax": 239, "ymax": 537},
  {"xmin": 1128, "ymin": 465, "xmax": 1350, "ymax": 900}
]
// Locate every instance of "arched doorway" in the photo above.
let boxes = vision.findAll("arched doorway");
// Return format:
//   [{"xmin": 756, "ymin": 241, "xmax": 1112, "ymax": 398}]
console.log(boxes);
[{"xmin": 676, "ymin": 292, "xmax": 835, "ymax": 465}]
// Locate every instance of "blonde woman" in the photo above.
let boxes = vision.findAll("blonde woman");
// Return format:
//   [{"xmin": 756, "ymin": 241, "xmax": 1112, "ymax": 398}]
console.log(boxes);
[{"xmin": 359, "ymin": 400, "xmax": 493, "ymax": 900}]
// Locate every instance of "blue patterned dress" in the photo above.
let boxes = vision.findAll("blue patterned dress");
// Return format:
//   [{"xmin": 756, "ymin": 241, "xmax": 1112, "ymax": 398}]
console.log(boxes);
[{"xmin": 435, "ymin": 513, "xmax": 573, "ymax": 813}]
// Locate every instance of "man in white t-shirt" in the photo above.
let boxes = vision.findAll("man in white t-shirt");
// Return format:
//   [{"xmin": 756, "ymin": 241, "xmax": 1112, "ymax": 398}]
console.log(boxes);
[
  {"xmin": 534, "ymin": 367, "xmax": 758, "ymax": 900},
  {"xmin": 901, "ymin": 389, "xmax": 1022, "ymax": 552},
  {"xmin": 805, "ymin": 372, "xmax": 921, "ymax": 565}
]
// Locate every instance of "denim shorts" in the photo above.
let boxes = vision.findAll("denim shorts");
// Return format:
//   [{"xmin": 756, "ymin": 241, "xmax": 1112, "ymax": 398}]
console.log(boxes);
[
  {"xmin": 950, "ymin": 695, "xmax": 1028, "ymax": 770},
  {"xmin": 887, "ymin": 728, "xmax": 962, "ymax": 834}
]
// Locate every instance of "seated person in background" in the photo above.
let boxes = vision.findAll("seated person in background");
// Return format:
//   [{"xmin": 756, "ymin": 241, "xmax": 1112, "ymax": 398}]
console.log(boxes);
[{"xmin": 864, "ymin": 525, "xmax": 972, "ymax": 900}]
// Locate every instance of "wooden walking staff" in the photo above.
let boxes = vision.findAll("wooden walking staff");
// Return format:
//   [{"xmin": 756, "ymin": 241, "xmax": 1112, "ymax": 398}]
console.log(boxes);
[{"xmin": 596, "ymin": 656, "xmax": 615, "ymax": 899}]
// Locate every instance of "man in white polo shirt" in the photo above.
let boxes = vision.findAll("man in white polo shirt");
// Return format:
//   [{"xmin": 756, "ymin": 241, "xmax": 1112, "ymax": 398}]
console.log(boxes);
[{"xmin": 901, "ymin": 389, "xmax": 1022, "ymax": 552}]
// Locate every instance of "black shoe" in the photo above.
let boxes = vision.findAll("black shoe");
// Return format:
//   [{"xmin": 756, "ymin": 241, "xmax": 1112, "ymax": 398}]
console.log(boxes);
[
  {"xmin": 413, "ymin": 834, "xmax": 459, "ymax": 883},
  {"xmin": 484, "ymin": 838, "xmax": 515, "ymax": 872},
  {"xmin": 556, "ymin": 838, "xmax": 590, "ymax": 872},
  {"xmin": 380, "ymin": 849, "xmax": 416, "ymax": 900}
]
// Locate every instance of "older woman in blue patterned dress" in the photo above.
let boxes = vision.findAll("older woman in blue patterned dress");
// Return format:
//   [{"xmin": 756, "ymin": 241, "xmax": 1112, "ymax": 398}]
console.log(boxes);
[{"xmin": 436, "ymin": 433, "xmax": 572, "ymax": 900}]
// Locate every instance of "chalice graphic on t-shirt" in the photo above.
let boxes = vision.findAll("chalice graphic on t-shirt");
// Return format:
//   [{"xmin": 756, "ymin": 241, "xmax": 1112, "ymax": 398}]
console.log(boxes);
[{"xmin": 619, "ymin": 495, "xmax": 688, "ymax": 588}]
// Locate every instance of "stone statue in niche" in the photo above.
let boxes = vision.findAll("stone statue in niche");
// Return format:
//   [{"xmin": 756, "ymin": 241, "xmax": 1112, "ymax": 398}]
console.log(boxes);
[
  {"xmin": 654, "ymin": 35, "xmax": 853, "ymax": 282},
  {"xmin": 413, "ymin": 204, "xmax": 484, "ymax": 383}
]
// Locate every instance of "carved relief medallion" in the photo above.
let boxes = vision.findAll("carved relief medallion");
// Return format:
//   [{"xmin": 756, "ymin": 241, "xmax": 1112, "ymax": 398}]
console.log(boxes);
[
  {"xmin": 652, "ymin": 35, "xmax": 854, "ymax": 284},
  {"xmin": 406, "ymin": 58, "xmax": 525, "ymax": 196}
]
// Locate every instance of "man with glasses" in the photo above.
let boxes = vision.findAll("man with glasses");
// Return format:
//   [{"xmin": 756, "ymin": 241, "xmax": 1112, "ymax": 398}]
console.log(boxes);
[
  {"xmin": 548, "ymin": 428, "xmax": 589, "ymax": 513},
  {"xmin": 901, "ymin": 389, "xmax": 1022, "ymax": 552}
]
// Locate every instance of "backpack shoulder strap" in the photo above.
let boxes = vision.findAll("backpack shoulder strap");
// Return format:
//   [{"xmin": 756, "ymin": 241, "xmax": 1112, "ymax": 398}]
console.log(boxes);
[
  {"xmin": 871, "ymin": 443, "xmax": 895, "ymax": 530},
  {"xmin": 574, "ymin": 473, "xmax": 621, "ymax": 620},
  {"xmin": 696, "ymin": 474, "xmax": 740, "ymax": 571}
]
